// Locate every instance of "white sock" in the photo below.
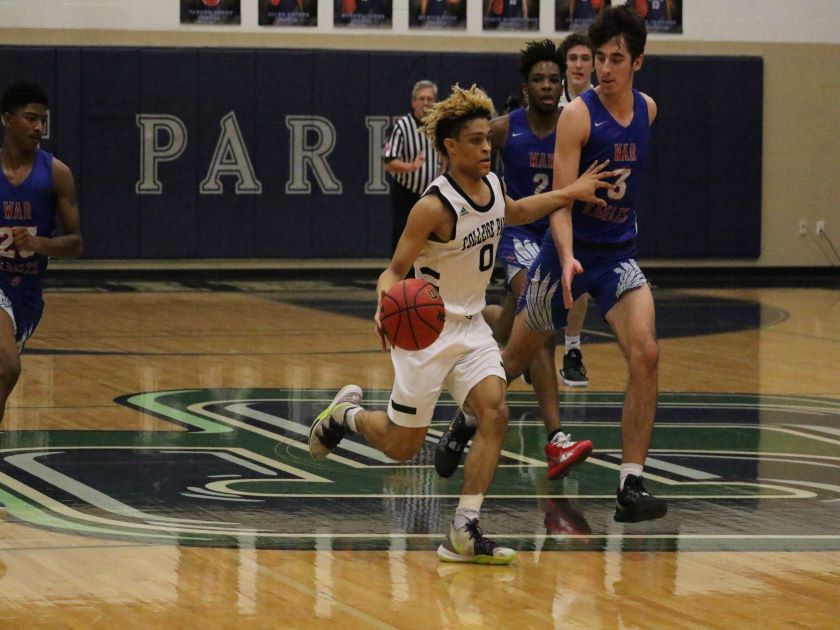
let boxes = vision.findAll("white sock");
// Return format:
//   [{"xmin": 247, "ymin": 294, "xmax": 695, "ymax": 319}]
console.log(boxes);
[
  {"xmin": 454, "ymin": 493, "xmax": 484, "ymax": 528},
  {"xmin": 620, "ymin": 463, "xmax": 644, "ymax": 490},
  {"xmin": 565, "ymin": 335, "xmax": 581, "ymax": 353},
  {"xmin": 463, "ymin": 410, "xmax": 477, "ymax": 429},
  {"xmin": 344, "ymin": 406, "xmax": 361, "ymax": 432}
]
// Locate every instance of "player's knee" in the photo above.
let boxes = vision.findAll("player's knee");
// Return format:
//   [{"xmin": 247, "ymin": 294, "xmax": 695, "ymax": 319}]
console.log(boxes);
[
  {"xmin": 502, "ymin": 348, "xmax": 525, "ymax": 379},
  {"xmin": 476, "ymin": 402, "xmax": 509, "ymax": 440},
  {"xmin": 0, "ymin": 358, "xmax": 21, "ymax": 394},
  {"xmin": 631, "ymin": 338, "xmax": 659, "ymax": 374},
  {"xmin": 386, "ymin": 443, "xmax": 418, "ymax": 461},
  {"xmin": 384, "ymin": 429, "xmax": 426, "ymax": 461}
]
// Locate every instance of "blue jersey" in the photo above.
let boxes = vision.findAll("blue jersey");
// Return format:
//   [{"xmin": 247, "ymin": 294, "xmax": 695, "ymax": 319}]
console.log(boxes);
[
  {"xmin": 572, "ymin": 0, "xmax": 593, "ymax": 20},
  {"xmin": 503, "ymin": 0, "xmax": 523, "ymax": 18},
  {"xmin": 501, "ymin": 108, "xmax": 554, "ymax": 236},
  {"xmin": 572, "ymin": 89, "xmax": 650, "ymax": 244},
  {"xmin": 425, "ymin": 0, "xmax": 446, "ymax": 16},
  {"xmin": 644, "ymin": 0, "xmax": 668, "ymax": 22},
  {"xmin": 0, "ymin": 149, "xmax": 57, "ymax": 287}
]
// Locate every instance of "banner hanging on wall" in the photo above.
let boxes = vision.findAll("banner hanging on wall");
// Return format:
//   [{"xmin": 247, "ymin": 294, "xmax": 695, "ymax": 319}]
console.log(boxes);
[
  {"xmin": 181, "ymin": 0, "xmax": 242, "ymax": 24},
  {"xmin": 556, "ymin": 1, "xmax": 682, "ymax": 33},
  {"xmin": 630, "ymin": 0, "xmax": 681, "ymax": 33},
  {"xmin": 409, "ymin": 0, "xmax": 466, "ymax": 30},
  {"xmin": 334, "ymin": 0, "xmax": 393, "ymax": 28},
  {"xmin": 483, "ymin": 0, "xmax": 539, "ymax": 31},
  {"xmin": 259, "ymin": 0, "xmax": 317, "ymax": 26}
]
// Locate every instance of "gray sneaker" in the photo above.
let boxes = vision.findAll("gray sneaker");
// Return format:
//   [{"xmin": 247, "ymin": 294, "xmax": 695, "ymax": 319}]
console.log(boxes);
[
  {"xmin": 308, "ymin": 385, "xmax": 362, "ymax": 458},
  {"xmin": 437, "ymin": 518, "xmax": 516, "ymax": 565}
]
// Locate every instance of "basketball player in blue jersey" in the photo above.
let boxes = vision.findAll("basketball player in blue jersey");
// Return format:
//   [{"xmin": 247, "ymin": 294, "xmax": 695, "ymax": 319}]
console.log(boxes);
[
  {"xmin": 308, "ymin": 85, "xmax": 616, "ymax": 564},
  {"xmin": 435, "ymin": 6, "xmax": 667, "ymax": 523},
  {"xmin": 439, "ymin": 41, "xmax": 593, "ymax": 487},
  {"xmin": 0, "ymin": 81, "xmax": 83, "ymax": 422},
  {"xmin": 515, "ymin": 5, "xmax": 666, "ymax": 522}
]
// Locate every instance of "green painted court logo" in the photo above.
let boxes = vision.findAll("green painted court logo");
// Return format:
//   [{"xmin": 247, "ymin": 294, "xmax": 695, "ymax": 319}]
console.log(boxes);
[{"xmin": 0, "ymin": 389, "xmax": 838, "ymax": 552}]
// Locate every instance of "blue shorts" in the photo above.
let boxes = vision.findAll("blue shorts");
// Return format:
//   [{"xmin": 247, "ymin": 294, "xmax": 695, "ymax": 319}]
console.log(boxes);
[
  {"xmin": 497, "ymin": 225, "xmax": 546, "ymax": 287},
  {"xmin": 516, "ymin": 237, "xmax": 646, "ymax": 331},
  {"xmin": 0, "ymin": 281, "xmax": 44, "ymax": 352}
]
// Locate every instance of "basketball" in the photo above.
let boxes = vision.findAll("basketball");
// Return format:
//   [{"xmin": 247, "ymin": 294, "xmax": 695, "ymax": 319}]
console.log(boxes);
[{"xmin": 379, "ymin": 279, "xmax": 445, "ymax": 351}]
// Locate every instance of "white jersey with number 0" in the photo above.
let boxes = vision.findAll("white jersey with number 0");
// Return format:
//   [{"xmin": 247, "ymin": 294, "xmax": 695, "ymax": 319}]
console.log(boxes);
[{"xmin": 413, "ymin": 172, "xmax": 506, "ymax": 318}]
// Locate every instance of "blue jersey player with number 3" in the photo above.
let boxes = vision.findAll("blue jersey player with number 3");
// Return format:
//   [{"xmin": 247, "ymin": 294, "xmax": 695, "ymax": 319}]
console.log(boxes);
[
  {"xmin": 0, "ymin": 81, "xmax": 83, "ymax": 423},
  {"xmin": 504, "ymin": 5, "xmax": 668, "ymax": 523}
]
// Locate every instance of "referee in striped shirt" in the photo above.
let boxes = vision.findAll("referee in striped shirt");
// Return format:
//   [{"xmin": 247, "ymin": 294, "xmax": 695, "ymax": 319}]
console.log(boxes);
[{"xmin": 383, "ymin": 80, "xmax": 441, "ymax": 252}]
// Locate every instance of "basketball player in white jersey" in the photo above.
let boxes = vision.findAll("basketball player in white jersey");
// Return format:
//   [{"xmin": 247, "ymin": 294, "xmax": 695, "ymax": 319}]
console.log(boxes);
[{"xmin": 309, "ymin": 85, "xmax": 616, "ymax": 565}]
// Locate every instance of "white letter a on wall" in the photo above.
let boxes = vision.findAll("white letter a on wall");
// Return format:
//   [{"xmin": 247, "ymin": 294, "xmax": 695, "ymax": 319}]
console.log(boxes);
[{"xmin": 200, "ymin": 111, "xmax": 262, "ymax": 195}]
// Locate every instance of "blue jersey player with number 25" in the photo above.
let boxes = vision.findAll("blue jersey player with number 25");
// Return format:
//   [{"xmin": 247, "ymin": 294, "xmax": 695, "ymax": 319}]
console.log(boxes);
[{"xmin": 0, "ymin": 81, "xmax": 83, "ymax": 423}]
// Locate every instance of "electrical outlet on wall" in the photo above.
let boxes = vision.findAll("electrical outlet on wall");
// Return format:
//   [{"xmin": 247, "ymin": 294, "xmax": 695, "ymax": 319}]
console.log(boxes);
[{"xmin": 815, "ymin": 220, "xmax": 825, "ymax": 234}]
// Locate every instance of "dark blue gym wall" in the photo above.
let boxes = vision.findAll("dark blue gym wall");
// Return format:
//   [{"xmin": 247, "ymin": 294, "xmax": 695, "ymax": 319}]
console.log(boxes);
[{"xmin": 0, "ymin": 46, "xmax": 762, "ymax": 259}]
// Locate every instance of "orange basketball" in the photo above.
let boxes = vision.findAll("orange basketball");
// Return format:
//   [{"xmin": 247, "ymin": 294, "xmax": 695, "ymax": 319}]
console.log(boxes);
[
  {"xmin": 591, "ymin": 0, "xmax": 604, "ymax": 9},
  {"xmin": 379, "ymin": 279, "xmax": 445, "ymax": 351}
]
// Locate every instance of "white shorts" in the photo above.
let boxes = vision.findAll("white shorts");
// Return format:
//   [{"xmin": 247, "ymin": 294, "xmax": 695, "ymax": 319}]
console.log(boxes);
[{"xmin": 387, "ymin": 313, "xmax": 506, "ymax": 428}]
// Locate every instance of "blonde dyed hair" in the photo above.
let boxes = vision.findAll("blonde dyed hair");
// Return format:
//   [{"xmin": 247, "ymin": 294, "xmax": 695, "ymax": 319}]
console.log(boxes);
[{"xmin": 420, "ymin": 84, "xmax": 495, "ymax": 156}]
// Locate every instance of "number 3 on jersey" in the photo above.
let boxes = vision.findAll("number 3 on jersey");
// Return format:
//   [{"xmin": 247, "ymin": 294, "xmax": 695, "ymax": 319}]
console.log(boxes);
[
  {"xmin": 0, "ymin": 227, "xmax": 37, "ymax": 258},
  {"xmin": 608, "ymin": 169, "xmax": 631, "ymax": 200}
]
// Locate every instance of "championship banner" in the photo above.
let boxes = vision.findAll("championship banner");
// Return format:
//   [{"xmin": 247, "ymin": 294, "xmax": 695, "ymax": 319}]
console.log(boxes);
[
  {"xmin": 181, "ymin": 0, "xmax": 242, "ymax": 24},
  {"xmin": 259, "ymin": 0, "xmax": 318, "ymax": 26},
  {"xmin": 409, "ymin": 0, "xmax": 466, "ymax": 30},
  {"xmin": 628, "ymin": 0, "xmax": 682, "ymax": 33},
  {"xmin": 556, "ymin": 1, "xmax": 682, "ymax": 33},
  {"xmin": 334, "ymin": 0, "xmax": 393, "ymax": 27},
  {"xmin": 555, "ymin": 0, "xmax": 607, "ymax": 32},
  {"xmin": 483, "ymin": 0, "xmax": 539, "ymax": 31}
]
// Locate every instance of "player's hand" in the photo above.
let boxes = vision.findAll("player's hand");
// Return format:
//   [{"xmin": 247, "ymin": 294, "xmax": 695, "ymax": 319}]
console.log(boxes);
[
  {"xmin": 11, "ymin": 227, "xmax": 40, "ymax": 254},
  {"xmin": 561, "ymin": 258, "xmax": 584, "ymax": 310},
  {"xmin": 565, "ymin": 160, "xmax": 619, "ymax": 207},
  {"xmin": 374, "ymin": 290, "xmax": 389, "ymax": 351},
  {"xmin": 412, "ymin": 152, "xmax": 426, "ymax": 172}
]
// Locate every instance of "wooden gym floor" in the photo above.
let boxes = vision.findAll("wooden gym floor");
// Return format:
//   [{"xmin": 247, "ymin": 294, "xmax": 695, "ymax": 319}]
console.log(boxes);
[{"xmin": 0, "ymin": 275, "xmax": 837, "ymax": 628}]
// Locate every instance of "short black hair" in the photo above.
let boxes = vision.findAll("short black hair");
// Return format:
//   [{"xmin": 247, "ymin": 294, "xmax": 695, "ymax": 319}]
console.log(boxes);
[
  {"xmin": 1, "ymin": 81, "xmax": 49, "ymax": 115},
  {"xmin": 589, "ymin": 5, "xmax": 647, "ymax": 61},
  {"xmin": 559, "ymin": 32, "xmax": 594, "ymax": 62},
  {"xmin": 518, "ymin": 39, "xmax": 564, "ymax": 82}
]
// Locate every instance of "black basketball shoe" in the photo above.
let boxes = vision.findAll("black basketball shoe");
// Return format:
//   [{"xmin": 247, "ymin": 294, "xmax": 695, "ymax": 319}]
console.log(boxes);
[
  {"xmin": 614, "ymin": 474, "xmax": 668, "ymax": 523},
  {"xmin": 434, "ymin": 408, "xmax": 476, "ymax": 478},
  {"xmin": 561, "ymin": 348, "xmax": 589, "ymax": 387}
]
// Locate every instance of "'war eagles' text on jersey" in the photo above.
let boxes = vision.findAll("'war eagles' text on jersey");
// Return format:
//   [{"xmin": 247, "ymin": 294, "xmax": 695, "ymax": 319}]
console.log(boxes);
[{"xmin": 414, "ymin": 172, "xmax": 506, "ymax": 319}]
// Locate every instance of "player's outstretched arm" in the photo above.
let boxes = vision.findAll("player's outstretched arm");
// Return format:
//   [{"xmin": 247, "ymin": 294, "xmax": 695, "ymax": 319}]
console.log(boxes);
[{"xmin": 503, "ymin": 159, "xmax": 615, "ymax": 227}]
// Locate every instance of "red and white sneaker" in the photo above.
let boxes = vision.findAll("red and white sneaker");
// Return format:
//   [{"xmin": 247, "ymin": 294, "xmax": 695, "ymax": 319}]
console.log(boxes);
[{"xmin": 544, "ymin": 432, "xmax": 592, "ymax": 480}]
